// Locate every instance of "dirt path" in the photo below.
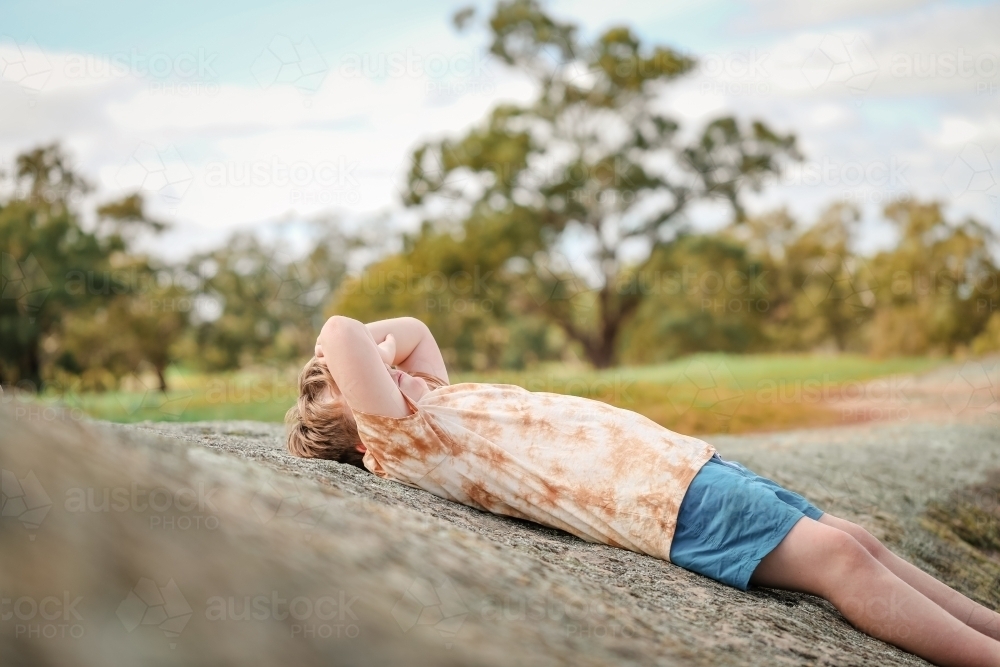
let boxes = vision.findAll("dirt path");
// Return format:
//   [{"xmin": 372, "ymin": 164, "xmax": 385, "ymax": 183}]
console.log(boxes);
[{"xmin": 825, "ymin": 355, "xmax": 1000, "ymax": 428}]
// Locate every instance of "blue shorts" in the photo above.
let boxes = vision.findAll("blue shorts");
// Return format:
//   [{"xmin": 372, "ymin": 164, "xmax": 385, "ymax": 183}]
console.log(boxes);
[{"xmin": 669, "ymin": 453, "xmax": 824, "ymax": 591}]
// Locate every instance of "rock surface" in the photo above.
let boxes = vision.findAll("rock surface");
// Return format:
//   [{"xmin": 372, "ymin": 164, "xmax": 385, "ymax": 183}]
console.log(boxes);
[{"xmin": 2, "ymin": 403, "xmax": 999, "ymax": 666}]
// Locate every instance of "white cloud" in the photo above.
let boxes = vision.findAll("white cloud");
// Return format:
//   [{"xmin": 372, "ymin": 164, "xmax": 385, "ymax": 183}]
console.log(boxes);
[
  {"xmin": 668, "ymin": 3, "xmax": 1000, "ymax": 100},
  {"xmin": 744, "ymin": 0, "xmax": 934, "ymax": 31},
  {"xmin": 0, "ymin": 35, "xmax": 535, "ymax": 252},
  {"xmin": 1, "ymin": 0, "xmax": 998, "ymax": 261}
]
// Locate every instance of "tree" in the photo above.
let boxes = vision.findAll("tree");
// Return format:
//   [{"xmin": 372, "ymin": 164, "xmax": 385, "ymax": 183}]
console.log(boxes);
[
  {"xmin": 778, "ymin": 203, "xmax": 876, "ymax": 352},
  {"xmin": 721, "ymin": 200, "xmax": 1000, "ymax": 356},
  {"xmin": 1, "ymin": 144, "xmax": 98, "ymax": 388},
  {"xmin": 617, "ymin": 234, "xmax": 771, "ymax": 363},
  {"xmin": 330, "ymin": 209, "xmax": 561, "ymax": 370},
  {"xmin": 13, "ymin": 143, "xmax": 89, "ymax": 206},
  {"xmin": 869, "ymin": 200, "xmax": 999, "ymax": 356},
  {"xmin": 184, "ymin": 221, "xmax": 350, "ymax": 371},
  {"xmin": 0, "ymin": 143, "xmax": 181, "ymax": 391},
  {"xmin": 51, "ymin": 190, "xmax": 182, "ymax": 392},
  {"xmin": 403, "ymin": 0, "xmax": 799, "ymax": 367}
]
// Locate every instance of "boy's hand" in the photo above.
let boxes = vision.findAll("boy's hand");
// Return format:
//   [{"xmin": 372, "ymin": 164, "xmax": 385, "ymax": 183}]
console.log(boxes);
[{"xmin": 376, "ymin": 334, "xmax": 396, "ymax": 366}]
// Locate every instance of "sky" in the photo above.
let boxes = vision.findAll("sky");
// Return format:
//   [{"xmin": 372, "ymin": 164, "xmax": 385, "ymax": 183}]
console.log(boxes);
[{"xmin": 1, "ymin": 0, "xmax": 999, "ymax": 261}]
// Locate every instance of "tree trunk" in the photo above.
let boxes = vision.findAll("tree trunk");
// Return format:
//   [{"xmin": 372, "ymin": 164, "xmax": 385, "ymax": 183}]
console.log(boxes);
[
  {"xmin": 155, "ymin": 364, "xmax": 169, "ymax": 393},
  {"xmin": 545, "ymin": 281, "xmax": 641, "ymax": 369},
  {"xmin": 588, "ymin": 340, "xmax": 617, "ymax": 369},
  {"xmin": 19, "ymin": 340, "xmax": 42, "ymax": 392},
  {"xmin": 587, "ymin": 286, "xmax": 622, "ymax": 369}
]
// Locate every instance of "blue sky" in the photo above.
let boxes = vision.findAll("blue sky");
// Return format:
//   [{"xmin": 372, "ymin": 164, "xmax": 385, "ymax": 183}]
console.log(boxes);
[
  {"xmin": 8, "ymin": 0, "xmax": 988, "ymax": 52},
  {"xmin": 2, "ymin": 0, "xmax": 457, "ymax": 77},
  {"xmin": 1, "ymin": 0, "xmax": 999, "ymax": 260}
]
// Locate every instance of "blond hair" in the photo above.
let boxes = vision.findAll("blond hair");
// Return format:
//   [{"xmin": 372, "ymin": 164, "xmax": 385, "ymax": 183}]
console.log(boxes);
[{"xmin": 285, "ymin": 356, "xmax": 364, "ymax": 466}]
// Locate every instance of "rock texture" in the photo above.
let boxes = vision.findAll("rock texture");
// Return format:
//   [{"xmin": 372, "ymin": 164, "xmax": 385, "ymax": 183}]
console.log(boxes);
[{"xmin": 2, "ymin": 403, "xmax": 999, "ymax": 666}]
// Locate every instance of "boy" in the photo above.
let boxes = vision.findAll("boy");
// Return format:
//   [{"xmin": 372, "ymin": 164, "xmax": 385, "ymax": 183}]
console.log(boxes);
[{"xmin": 287, "ymin": 316, "xmax": 1000, "ymax": 667}]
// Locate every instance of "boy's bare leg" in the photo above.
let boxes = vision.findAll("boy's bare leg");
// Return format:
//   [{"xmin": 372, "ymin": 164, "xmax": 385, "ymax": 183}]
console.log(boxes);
[
  {"xmin": 750, "ymin": 517, "xmax": 1000, "ymax": 667},
  {"xmin": 818, "ymin": 513, "xmax": 1000, "ymax": 642}
]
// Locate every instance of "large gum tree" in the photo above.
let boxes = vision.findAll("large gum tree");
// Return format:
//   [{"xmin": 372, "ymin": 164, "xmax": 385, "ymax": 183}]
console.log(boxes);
[{"xmin": 404, "ymin": 0, "xmax": 800, "ymax": 367}]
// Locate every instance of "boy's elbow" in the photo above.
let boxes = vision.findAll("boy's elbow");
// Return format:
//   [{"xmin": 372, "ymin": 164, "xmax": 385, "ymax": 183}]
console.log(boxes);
[
  {"xmin": 404, "ymin": 316, "xmax": 430, "ymax": 334},
  {"xmin": 321, "ymin": 315, "xmax": 363, "ymax": 341}
]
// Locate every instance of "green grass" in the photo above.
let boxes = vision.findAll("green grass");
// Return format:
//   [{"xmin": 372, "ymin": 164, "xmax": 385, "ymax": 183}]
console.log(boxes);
[
  {"xmin": 454, "ymin": 353, "xmax": 948, "ymax": 434},
  {"xmin": 43, "ymin": 353, "xmax": 950, "ymax": 434},
  {"xmin": 454, "ymin": 353, "xmax": 944, "ymax": 388},
  {"xmin": 39, "ymin": 366, "xmax": 301, "ymax": 424}
]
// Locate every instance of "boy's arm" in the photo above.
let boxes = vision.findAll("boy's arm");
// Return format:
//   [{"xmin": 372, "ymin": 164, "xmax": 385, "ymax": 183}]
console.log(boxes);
[
  {"xmin": 316, "ymin": 316, "xmax": 410, "ymax": 418},
  {"xmin": 363, "ymin": 317, "xmax": 449, "ymax": 383}
]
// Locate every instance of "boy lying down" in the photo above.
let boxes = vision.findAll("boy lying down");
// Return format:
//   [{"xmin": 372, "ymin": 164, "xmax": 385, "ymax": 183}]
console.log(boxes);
[{"xmin": 286, "ymin": 316, "xmax": 1000, "ymax": 667}]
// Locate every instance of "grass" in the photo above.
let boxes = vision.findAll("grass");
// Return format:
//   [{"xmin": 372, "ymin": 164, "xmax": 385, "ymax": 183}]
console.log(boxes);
[
  {"xmin": 453, "ymin": 353, "xmax": 947, "ymax": 434},
  {"xmin": 39, "ymin": 366, "xmax": 301, "ymax": 424},
  {"xmin": 41, "ymin": 353, "xmax": 950, "ymax": 435}
]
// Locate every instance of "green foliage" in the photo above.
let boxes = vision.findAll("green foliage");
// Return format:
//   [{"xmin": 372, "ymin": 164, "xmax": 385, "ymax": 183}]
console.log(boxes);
[
  {"xmin": 723, "ymin": 203, "xmax": 876, "ymax": 353},
  {"xmin": 0, "ymin": 144, "xmax": 181, "ymax": 390},
  {"xmin": 0, "ymin": 144, "xmax": 352, "ymax": 392},
  {"xmin": 618, "ymin": 235, "xmax": 770, "ymax": 363},
  {"xmin": 183, "ymin": 223, "xmax": 349, "ymax": 371},
  {"xmin": 972, "ymin": 313, "xmax": 1000, "ymax": 355},
  {"xmin": 330, "ymin": 211, "xmax": 564, "ymax": 370},
  {"xmin": 403, "ymin": 0, "xmax": 800, "ymax": 366},
  {"xmin": 332, "ymin": 196, "xmax": 1000, "ymax": 371},
  {"xmin": 868, "ymin": 201, "xmax": 999, "ymax": 356},
  {"xmin": 52, "ymin": 255, "xmax": 188, "ymax": 392}
]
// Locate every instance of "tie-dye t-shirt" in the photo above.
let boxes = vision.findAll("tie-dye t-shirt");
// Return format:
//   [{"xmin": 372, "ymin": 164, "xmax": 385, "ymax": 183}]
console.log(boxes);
[{"xmin": 354, "ymin": 376, "xmax": 716, "ymax": 562}]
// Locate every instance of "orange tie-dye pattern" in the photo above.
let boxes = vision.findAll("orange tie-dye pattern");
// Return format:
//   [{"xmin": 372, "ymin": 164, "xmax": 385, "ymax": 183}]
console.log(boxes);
[{"xmin": 353, "ymin": 378, "xmax": 716, "ymax": 562}]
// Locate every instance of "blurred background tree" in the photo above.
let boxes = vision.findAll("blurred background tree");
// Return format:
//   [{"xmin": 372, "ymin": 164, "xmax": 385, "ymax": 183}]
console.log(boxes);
[
  {"xmin": 617, "ymin": 233, "xmax": 771, "ymax": 364},
  {"xmin": 183, "ymin": 222, "xmax": 349, "ymax": 372},
  {"xmin": 0, "ymin": 145, "xmax": 347, "ymax": 393},
  {"xmin": 0, "ymin": 144, "xmax": 189, "ymax": 391},
  {"xmin": 393, "ymin": 0, "xmax": 800, "ymax": 368},
  {"xmin": 869, "ymin": 201, "xmax": 1000, "ymax": 357},
  {"xmin": 331, "ymin": 208, "xmax": 559, "ymax": 370}
]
